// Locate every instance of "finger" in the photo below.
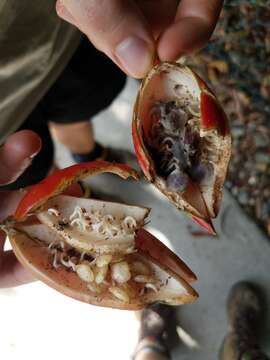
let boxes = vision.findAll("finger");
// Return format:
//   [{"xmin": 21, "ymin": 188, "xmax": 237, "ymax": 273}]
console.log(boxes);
[
  {"xmin": 157, "ymin": 0, "xmax": 223, "ymax": 61},
  {"xmin": 56, "ymin": 0, "xmax": 155, "ymax": 78},
  {"xmin": 137, "ymin": 0, "xmax": 178, "ymax": 39},
  {"xmin": 0, "ymin": 191, "xmax": 25, "ymax": 222},
  {"xmin": 0, "ymin": 250, "xmax": 35, "ymax": 288},
  {"xmin": 55, "ymin": 1, "xmax": 77, "ymax": 27},
  {"xmin": 0, "ymin": 130, "xmax": 41, "ymax": 185},
  {"xmin": 0, "ymin": 231, "xmax": 34, "ymax": 288}
]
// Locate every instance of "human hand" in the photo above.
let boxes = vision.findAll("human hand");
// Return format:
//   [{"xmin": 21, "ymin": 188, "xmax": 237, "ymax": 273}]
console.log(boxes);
[
  {"xmin": 0, "ymin": 130, "xmax": 41, "ymax": 287},
  {"xmin": 56, "ymin": 0, "xmax": 223, "ymax": 78}
]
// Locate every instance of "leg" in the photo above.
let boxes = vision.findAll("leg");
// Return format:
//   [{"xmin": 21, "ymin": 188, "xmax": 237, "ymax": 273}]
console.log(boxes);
[
  {"xmin": 134, "ymin": 338, "xmax": 170, "ymax": 360},
  {"xmin": 220, "ymin": 281, "xmax": 269, "ymax": 360},
  {"xmin": 133, "ymin": 304, "xmax": 178, "ymax": 360},
  {"xmin": 49, "ymin": 120, "xmax": 95, "ymax": 154},
  {"xmin": 40, "ymin": 36, "xmax": 126, "ymax": 161},
  {"xmin": 49, "ymin": 118, "xmax": 140, "ymax": 168}
]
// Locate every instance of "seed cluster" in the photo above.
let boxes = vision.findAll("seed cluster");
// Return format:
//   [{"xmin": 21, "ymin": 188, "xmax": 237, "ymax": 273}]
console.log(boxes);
[
  {"xmin": 148, "ymin": 99, "xmax": 214, "ymax": 192},
  {"xmin": 69, "ymin": 206, "xmax": 137, "ymax": 240},
  {"xmin": 46, "ymin": 207, "xmax": 159, "ymax": 303},
  {"xmin": 48, "ymin": 239, "xmax": 159, "ymax": 303}
]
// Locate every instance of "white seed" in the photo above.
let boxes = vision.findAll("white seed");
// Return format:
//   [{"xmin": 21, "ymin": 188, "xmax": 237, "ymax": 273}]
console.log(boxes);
[
  {"xmin": 139, "ymin": 288, "xmax": 145, "ymax": 296},
  {"xmin": 96, "ymin": 254, "xmax": 112, "ymax": 267},
  {"xmin": 125, "ymin": 246, "xmax": 136, "ymax": 254},
  {"xmin": 103, "ymin": 214, "xmax": 114, "ymax": 224},
  {"xmin": 122, "ymin": 283, "xmax": 136, "ymax": 299},
  {"xmin": 134, "ymin": 275, "xmax": 154, "ymax": 283},
  {"xmin": 47, "ymin": 208, "xmax": 60, "ymax": 216},
  {"xmin": 68, "ymin": 259, "xmax": 77, "ymax": 272},
  {"xmin": 109, "ymin": 287, "xmax": 130, "ymax": 303},
  {"xmin": 48, "ymin": 242, "xmax": 55, "ymax": 250},
  {"xmin": 122, "ymin": 216, "xmax": 137, "ymax": 232},
  {"xmin": 111, "ymin": 261, "xmax": 131, "ymax": 284},
  {"xmin": 76, "ymin": 264, "xmax": 94, "ymax": 283},
  {"xmin": 95, "ymin": 265, "xmax": 108, "ymax": 284},
  {"xmin": 131, "ymin": 261, "xmax": 150, "ymax": 276},
  {"xmin": 111, "ymin": 255, "xmax": 125, "ymax": 263},
  {"xmin": 60, "ymin": 254, "xmax": 70, "ymax": 268},
  {"xmin": 52, "ymin": 249, "xmax": 59, "ymax": 269},
  {"xmin": 145, "ymin": 283, "xmax": 158, "ymax": 293},
  {"xmin": 87, "ymin": 283, "xmax": 102, "ymax": 294}
]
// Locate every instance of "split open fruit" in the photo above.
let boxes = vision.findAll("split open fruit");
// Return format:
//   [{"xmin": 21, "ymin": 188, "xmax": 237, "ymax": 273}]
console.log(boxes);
[
  {"xmin": 3, "ymin": 161, "xmax": 198, "ymax": 310},
  {"xmin": 132, "ymin": 62, "xmax": 231, "ymax": 234}
]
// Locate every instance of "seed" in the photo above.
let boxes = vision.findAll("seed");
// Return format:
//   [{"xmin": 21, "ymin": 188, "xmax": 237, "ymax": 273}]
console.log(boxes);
[
  {"xmin": 95, "ymin": 265, "xmax": 108, "ymax": 284},
  {"xmin": 122, "ymin": 216, "xmax": 137, "ymax": 232},
  {"xmin": 130, "ymin": 261, "xmax": 150, "ymax": 276},
  {"xmin": 145, "ymin": 283, "xmax": 158, "ymax": 293},
  {"xmin": 87, "ymin": 283, "xmax": 102, "ymax": 294},
  {"xmin": 166, "ymin": 169, "xmax": 188, "ymax": 193},
  {"xmin": 134, "ymin": 275, "xmax": 155, "ymax": 283},
  {"xmin": 52, "ymin": 249, "xmax": 59, "ymax": 269},
  {"xmin": 96, "ymin": 254, "xmax": 112, "ymax": 267},
  {"xmin": 96, "ymin": 223, "xmax": 106, "ymax": 235},
  {"xmin": 111, "ymin": 261, "xmax": 131, "ymax": 284},
  {"xmin": 109, "ymin": 287, "xmax": 130, "ymax": 303},
  {"xmin": 47, "ymin": 208, "xmax": 60, "ymax": 216},
  {"xmin": 125, "ymin": 246, "xmax": 136, "ymax": 254},
  {"xmin": 111, "ymin": 255, "xmax": 125, "ymax": 263},
  {"xmin": 121, "ymin": 283, "xmax": 136, "ymax": 299},
  {"xmin": 76, "ymin": 264, "xmax": 94, "ymax": 283}
]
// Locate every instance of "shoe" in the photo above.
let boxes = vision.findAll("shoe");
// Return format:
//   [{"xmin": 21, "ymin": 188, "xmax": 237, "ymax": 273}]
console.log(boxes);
[
  {"xmin": 71, "ymin": 143, "xmax": 107, "ymax": 163},
  {"xmin": 220, "ymin": 281, "xmax": 269, "ymax": 360},
  {"xmin": 133, "ymin": 303, "xmax": 179, "ymax": 360}
]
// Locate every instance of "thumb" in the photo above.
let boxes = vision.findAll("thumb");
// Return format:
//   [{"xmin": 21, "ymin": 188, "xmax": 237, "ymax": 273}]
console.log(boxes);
[
  {"xmin": 56, "ymin": 0, "xmax": 155, "ymax": 78},
  {"xmin": 0, "ymin": 130, "xmax": 41, "ymax": 186}
]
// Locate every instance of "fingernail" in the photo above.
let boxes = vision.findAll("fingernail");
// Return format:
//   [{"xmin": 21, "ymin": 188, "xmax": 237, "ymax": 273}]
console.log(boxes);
[
  {"xmin": 29, "ymin": 137, "xmax": 42, "ymax": 159},
  {"xmin": 18, "ymin": 157, "xmax": 32, "ymax": 172},
  {"xmin": 29, "ymin": 149, "xmax": 41, "ymax": 159},
  {"xmin": 115, "ymin": 37, "xmax": 153, "ymax": 78}
]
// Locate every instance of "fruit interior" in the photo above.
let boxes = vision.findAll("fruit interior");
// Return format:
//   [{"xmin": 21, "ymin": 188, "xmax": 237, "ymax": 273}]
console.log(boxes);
[
  {"xmin": 138, "ymin": 65, "xmax": 218, "ymax": 214},
  {"xmin": 36, "ymin": 195, "xmax": 149, "ymax": 254},
  {"xmin": 15, "ymin": 195, "xmax": 194, "ymax": 306}
]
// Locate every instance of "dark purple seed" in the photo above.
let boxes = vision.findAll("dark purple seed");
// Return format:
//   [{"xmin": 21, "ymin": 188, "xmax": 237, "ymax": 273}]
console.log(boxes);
[
  {"xmin": 169, "ymin": 110, "xmax": 187, "ymax": 131},
  {"xmin": 183, "ymin": 131, "xmax": 194, "ymax": 145},
  {"xmin": 190, "ymin": 163, "xmax": 213, "ymax": 182},
  {"xmin": 160, "ymin": 110, "xmax": 187, "ymax": 134},
  {"xmin": 166, "ymin": 169, "xmax": 189, "ymax": 192},
  {"xmin": 165, "ymin": 101, "xmax": 176, "ymax": 114}
]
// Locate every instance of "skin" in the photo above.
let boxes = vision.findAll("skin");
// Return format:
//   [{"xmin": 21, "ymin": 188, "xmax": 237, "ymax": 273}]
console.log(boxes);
[
  {"xmin": 49, "ymin": 121, "xmax": 96, "ymax": 154},
  {"xmin": 56, "ymin": 0, "xmax": 224, "ymax": 78},
  {"xmin": 0, "ymin": 131, "xmax": 41, "ymax": 287}
]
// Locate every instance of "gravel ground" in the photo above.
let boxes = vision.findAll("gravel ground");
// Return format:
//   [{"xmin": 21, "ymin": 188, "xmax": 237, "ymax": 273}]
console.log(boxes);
[{"xmin": 185, "ymin": 1, "xmax": 270, "ymax": 237}]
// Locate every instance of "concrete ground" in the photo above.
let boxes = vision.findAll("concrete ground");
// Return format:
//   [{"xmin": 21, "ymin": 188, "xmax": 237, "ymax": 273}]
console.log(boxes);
[{"xmin": 1, "ymin": 78, "xmax": 269, "ymax": 360}]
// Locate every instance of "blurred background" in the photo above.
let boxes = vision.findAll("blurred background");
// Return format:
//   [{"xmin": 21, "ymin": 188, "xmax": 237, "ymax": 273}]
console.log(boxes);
[{"xmin": 186, "ymin": 1, "xmax": 270, "ymax": 238}]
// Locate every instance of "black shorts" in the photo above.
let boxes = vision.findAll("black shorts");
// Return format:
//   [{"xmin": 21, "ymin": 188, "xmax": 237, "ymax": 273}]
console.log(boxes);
[{"xmin": 5, "ymin": 36, "xmax": 126, "ymax": 190}]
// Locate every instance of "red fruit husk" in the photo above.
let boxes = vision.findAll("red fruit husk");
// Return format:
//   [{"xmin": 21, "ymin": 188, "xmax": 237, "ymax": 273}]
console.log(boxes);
[{"xmin": 132, "ymin": 62, "xmax": 231, "ymax": 234}]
